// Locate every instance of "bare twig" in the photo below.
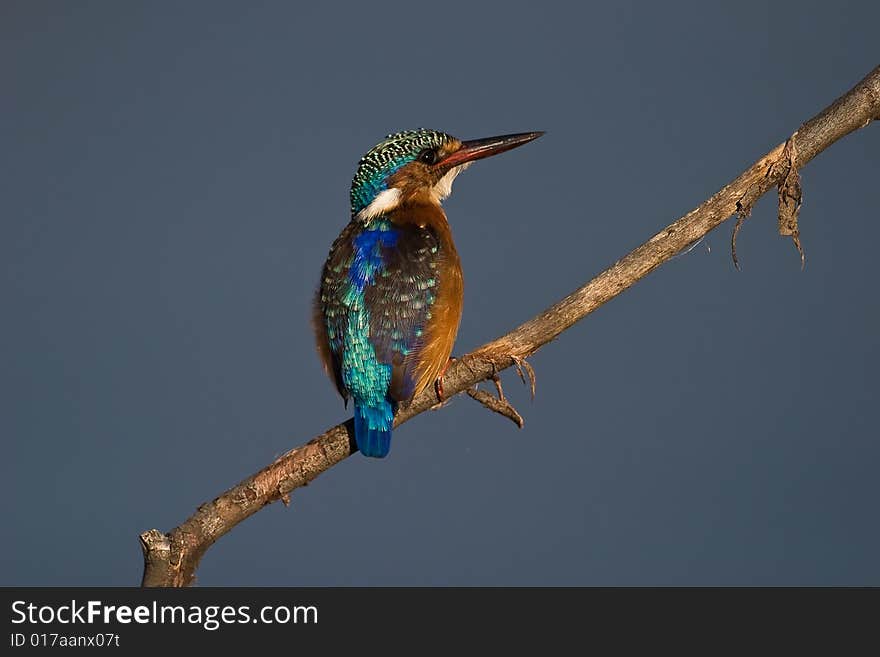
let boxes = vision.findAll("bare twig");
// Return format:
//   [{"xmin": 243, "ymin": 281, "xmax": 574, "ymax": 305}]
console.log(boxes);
[
  {"xmin": 140, "ymin": 65, "xmax": 880, "ymax": 587},
  {"xmin": 467, "ymin": 386, "xmax": 524, "ymax": 428}
]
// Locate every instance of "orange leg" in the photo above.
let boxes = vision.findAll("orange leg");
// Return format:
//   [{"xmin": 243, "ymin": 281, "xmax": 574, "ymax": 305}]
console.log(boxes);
[{"xmin": 434, "ymin": 356, "xmax": 457, "ymax": 402}]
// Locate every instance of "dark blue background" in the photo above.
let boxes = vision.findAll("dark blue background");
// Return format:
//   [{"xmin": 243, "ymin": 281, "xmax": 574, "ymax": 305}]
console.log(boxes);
[{"xmin": 3, "ymin": 1, "xmax": 878, "ymax": 585}]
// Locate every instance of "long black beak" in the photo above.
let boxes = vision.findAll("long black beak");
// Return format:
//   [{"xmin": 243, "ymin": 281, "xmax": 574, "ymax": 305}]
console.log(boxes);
[{"xmin": 438, "ymin": 131, "xmax": 544, "ymax": 169}]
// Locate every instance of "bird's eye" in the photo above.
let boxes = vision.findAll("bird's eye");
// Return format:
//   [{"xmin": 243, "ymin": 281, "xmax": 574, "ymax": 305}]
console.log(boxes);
[{"xmin": 418, "ymin": 148, "xmax": 438, "ymax": 165}]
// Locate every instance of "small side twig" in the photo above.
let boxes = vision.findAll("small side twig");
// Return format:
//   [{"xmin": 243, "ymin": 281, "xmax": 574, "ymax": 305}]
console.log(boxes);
[
  {"xmin": 467, "ymin": 384, "xmax": 524, "ymax": 428},
  {"xmin": 731, "ymin": 209, "xmax": 749, "ymax": 271}
]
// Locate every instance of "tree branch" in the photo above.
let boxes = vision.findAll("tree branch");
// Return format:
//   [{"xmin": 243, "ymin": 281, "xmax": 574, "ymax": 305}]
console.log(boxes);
[{"xmin": 140, "ymin": 64, "xmax": 880, "ymax": 587}]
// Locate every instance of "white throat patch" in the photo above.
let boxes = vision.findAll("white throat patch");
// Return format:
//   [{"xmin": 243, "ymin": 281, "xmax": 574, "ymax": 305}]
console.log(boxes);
[
  {"xmin": 356, "ymin": 188, "xmax": 401, "ymax": 222},
  {"xmin": 431, "ymin": 163, "xmax": 469, "ymax": 202}
]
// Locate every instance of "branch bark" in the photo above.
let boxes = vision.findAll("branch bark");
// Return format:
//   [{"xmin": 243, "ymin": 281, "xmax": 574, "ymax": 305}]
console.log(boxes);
[{"xmin": 140, "ymin": 64, "xmax": 880, "ymax": 587}]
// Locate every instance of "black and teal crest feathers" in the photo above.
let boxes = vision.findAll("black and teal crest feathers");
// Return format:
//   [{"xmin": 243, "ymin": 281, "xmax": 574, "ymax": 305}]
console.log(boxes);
[{"xmin": 350, "ymin": 129, "xmax": 453, "ymax": 215}]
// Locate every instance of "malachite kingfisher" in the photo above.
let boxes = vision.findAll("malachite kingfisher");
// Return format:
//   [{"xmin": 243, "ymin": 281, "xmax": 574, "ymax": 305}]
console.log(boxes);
[{"xmin": 314, "ymin": 129, "xmax": 543, "ymax": 458}]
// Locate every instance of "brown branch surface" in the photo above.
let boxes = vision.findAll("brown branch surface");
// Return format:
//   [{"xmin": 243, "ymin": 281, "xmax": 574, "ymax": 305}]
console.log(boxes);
[{"xmin": 141, "ymin": 65, "xmax": 880, "ymax": 587}]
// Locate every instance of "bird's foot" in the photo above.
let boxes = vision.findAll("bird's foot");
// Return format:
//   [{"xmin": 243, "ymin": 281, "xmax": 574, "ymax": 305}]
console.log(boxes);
[
  {"xmin": 434, "ymin": 356, "xmax": 457, "ymax": 404},
  {"xmin": 509, "ymin": 354, "xmax": 537, "ymax": 400}
]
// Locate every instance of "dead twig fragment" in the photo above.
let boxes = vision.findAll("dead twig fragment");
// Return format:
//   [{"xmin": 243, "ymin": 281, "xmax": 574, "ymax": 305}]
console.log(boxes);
[
  {"xmin": 776, "ymin": 137, "xmax": 806, "ymax": 269},
  {"xmin": 467, "ymin": 386, "xmax": 524, "ymax": 428}
]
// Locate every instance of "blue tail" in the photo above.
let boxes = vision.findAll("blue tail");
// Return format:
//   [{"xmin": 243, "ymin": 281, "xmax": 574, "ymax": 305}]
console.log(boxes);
[{"xmin": 353, "ymin": 400, "xmax": 394, "ymax": 458}]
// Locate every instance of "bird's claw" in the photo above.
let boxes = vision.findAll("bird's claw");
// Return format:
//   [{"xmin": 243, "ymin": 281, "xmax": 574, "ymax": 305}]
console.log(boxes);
[
  {"xmin": 434, "ymin": 356, "xmax": 457, "ymax": 403},
  {"xmin": 509, "ymin": 355, "xmax": 537, "ymax": 400}
]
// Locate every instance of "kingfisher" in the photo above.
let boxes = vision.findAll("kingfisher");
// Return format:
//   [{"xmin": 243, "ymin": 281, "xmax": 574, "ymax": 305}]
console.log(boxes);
[{"xmin": 314, "ymin": 129, "xmax": 543, "ymax": 458}]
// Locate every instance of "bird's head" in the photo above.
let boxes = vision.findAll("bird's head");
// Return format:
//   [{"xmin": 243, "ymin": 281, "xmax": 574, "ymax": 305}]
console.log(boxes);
[{"xmin": 350, "ymin": 128, "xmax": 543, "ymax": 221}]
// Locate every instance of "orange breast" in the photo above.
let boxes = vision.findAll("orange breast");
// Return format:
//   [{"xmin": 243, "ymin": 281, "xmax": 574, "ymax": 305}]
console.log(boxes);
[
  {"xmin": 412, "ymin": 239, "xmax": 463, "ymax": 395},
  {"xmin": 390, "ymin": 202, "xmax": 464, "ymax": 397}
]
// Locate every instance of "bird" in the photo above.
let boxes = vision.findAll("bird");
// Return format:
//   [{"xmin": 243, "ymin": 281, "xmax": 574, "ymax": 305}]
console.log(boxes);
[{"xmin": 314, "ymin": 129, "xmax": 543, "ymax": 458}]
